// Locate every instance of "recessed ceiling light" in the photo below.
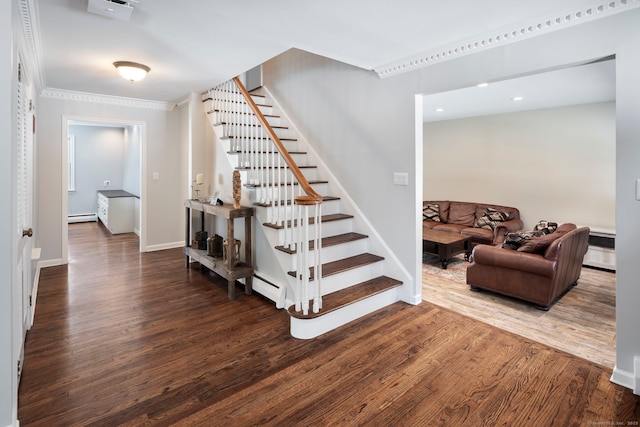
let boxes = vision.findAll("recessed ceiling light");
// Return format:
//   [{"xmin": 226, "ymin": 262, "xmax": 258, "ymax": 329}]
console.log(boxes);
[
  {"xmin": 477, "ymin": 82, "xmax": 489, "ymax": 88},
  {"xmin": 435, "ymin": 108, "xmax": 444, "ymax": 112},
  {"xmin": 512, "ymin": 96, "xmax": 524, "ymax": 101}
]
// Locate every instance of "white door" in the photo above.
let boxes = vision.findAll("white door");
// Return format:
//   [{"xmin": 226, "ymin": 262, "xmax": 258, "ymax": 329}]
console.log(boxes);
[{"xmin": 15, "ymin": 58, "xmax": 35, "ymax": 379}]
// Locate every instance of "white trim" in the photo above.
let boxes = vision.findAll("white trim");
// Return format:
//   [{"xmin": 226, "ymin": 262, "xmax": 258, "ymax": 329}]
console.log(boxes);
[
  {"xmin": 611, "ymin": 365, "xmax": 636, "ymax": 392},
  {"xmin": 42, "ymin": 88, "xmax": 177, "ymax": 111},
  {"xmin": 62, "ymin": 116, "xmax": 147, "ymax": 262},
  {"xmin": 18, "ymin": 0, "xmax": 45, "ymax": 92},
  {"xmin": 38, "ymin": 258, "xmax": 64, "ymax": 269},
  {"xmin": 30, "ymin": 259, "xmax": 41, "ymax": 327},
  {"xmin": 143, "ymin": 241, "xmax": 184, "ymax": 252},
  {"xmin": 374, "ymin": 0, "xmax": 640, "ymax": 78}
]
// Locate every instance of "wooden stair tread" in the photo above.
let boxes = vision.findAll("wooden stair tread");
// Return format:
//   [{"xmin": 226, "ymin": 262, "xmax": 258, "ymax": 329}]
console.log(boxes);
[
  {"xmin": 207, "ymin": 109, "xmax": 280, "ymax": 119},
  {"xmin": 276, "ymin": 232, "xmax": 368, "ymax": 254},
  {"xmin": 287, "ymin": 276, "xmax": 402, "ymax": 319},
  {"xmin": 264, "ymin": 213, "xmax": 353, "ymax": 230},
  {"xmin": 214, "ymin": 122, "xmax": 288, "ymax": 130},
  {"xmin": 254, "ymin": 195, "xmax": 339, "ymax": 208},
  {"xmin": 245, "ymin": 179, "xmax": 328, "ymax": 188},
  {"xmin": 236, "ymin": 165, "xmax": 317, "ymax": 171},
  {"xmin": 287, "ymin": 252, "xmax": 384, "ymax": 280},
  {"xmin": 221, "ymin": 136, "xmax": 297, "ymax": 141},
  {"xmin": 228, "ymin": 150, "xmax": 306, "ymax": 155}
]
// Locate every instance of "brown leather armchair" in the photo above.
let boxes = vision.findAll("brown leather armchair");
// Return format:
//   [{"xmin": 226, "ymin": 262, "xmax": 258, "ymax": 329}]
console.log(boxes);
[{"xmin": 466, "ymin": 224, "xmax": 590, "ymax": 310}]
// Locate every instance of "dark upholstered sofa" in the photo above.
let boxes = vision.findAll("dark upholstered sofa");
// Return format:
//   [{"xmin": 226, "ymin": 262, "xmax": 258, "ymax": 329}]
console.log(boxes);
[
  {"xmin": 423, "ymin": 201, "xmax": 523, "ymax": 246},
  {"xmin": 466, "ymin": 224, "xmax": 590, "ymax": 310}
]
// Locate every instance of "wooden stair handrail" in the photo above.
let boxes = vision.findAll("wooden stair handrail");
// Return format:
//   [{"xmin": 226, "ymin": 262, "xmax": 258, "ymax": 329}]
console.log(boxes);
[{"xmin": 232, "ymin": 77, "xmax": 323, "ymax": 205}]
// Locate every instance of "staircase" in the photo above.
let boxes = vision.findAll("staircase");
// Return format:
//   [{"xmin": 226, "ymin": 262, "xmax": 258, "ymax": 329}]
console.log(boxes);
[{"xmin": 202, "ymin": 77, "xmax": 404, "ymax": 339}]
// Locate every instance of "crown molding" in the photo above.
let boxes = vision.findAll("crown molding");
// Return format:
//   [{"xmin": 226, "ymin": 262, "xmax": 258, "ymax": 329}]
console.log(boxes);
[
  {"xmin": 373, "ymin": 0, "xmax": 640, "ymax": 78},
  {"xmin": 41, "ymin": 88, "xmax": 177, "ymax": 111},
  {"xmin": 18, "ymin": 0, "xmax": 46, "ymax": 92}
]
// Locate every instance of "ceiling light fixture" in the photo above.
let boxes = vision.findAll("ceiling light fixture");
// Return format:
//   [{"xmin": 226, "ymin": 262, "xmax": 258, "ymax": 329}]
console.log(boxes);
[
  {"xmin": 435, "ymin": 108, "xmax": 444, "ymax": 112},
  {"xmin": 512, "ymin": 96, "xmax": 524, "ymax": 101},
  {"xmin": 113, "ymin": 61, "xmax": 150, "ymax": 82},
  {"xmin": 477, "ymin": 82, "xmax": 489, "ymax": 88}
]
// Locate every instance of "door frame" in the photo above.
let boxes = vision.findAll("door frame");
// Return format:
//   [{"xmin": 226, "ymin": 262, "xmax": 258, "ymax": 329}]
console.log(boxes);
[{"xmin": 61, "ymin": 116, "xmax": 147, "ymax": 262}]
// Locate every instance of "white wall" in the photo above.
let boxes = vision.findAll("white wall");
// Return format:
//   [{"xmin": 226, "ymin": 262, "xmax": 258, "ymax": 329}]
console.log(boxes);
[
  {"xmin": 123, "ymin": 125, "xmax": 141, "ymax": 197},
  {"xmin": 263, "ymin": 9, "xmax": 640, "ymax": 391},
  {"xmin": 37, "ymin": 96, "xmax": 185, "ymax": 261},
  {"xmin": 423, "ymin": 101, "xmax": 616, "ymax": 231},
  {"xmin": 68, "ymin": 125, "xmax": 125, "ymax": 216}
]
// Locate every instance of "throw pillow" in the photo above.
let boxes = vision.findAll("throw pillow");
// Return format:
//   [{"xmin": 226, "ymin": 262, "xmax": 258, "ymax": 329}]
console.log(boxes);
[
  {"xmin": 475, "ymin": 208, "xmax": 508, "ymax": 231},
  {"xmin": 517, "ymin": 232, "xmax": 559, "ymax": 254},
  {"xmin": 423, "ymin": 204, "xmax": 441, "ymax": 222},
  {"xmin": 534, "ymin": 220, "xmax": 558, "ymax": 234},
  {"xmin": 502, "ymin": 230, "xmax": 542, "ymax": 250}
]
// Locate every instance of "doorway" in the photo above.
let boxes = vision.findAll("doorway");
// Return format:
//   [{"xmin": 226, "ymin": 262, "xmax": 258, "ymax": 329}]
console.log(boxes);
[
  {"xmin": 416, "ymin": 58, "xmax": 617, "ymax": 367},
  {"xmin": 62, "ymin": 116, "xmax": 147, "ymax": 262}
]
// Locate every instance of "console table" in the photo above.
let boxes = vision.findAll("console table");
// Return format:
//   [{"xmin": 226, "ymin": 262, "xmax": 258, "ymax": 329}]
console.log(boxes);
[{"xmin": 183, "ymin": 199, "xmax": 254, "ymax": 299}]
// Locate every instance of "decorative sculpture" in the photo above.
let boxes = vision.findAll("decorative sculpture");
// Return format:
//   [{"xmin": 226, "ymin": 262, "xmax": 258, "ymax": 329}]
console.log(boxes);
[{"xmin": 233, "ymin": 170, "xmax": 242, "ymax": 209}]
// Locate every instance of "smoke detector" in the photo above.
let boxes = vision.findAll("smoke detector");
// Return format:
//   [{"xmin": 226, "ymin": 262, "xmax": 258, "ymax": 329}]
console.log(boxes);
[{"xmin": 87, "ymin": 0, "xmax": 139, "ymax": 21}]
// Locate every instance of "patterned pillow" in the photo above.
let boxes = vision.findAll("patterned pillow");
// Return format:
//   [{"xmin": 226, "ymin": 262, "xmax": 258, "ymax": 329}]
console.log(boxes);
[
  {"xmin": 475, "ymin": 208, "xmax": 508, "ymax": 231},
  {"xmin": 423, "ymin": 204, "xmax": 441, "ymax": 222},
  {"xmin": 534, "ymin": 220, "xmax": 558, "ymax": 234},
  {"xmin": 502, "ymin": 230, "xmax": 545, "ymax": 250}
]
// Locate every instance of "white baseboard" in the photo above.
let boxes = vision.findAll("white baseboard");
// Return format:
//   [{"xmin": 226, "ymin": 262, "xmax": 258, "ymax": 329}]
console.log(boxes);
[
  {"xmin": 143, "ymin": 241, "xmax": 184, "ymax": 252},
  {"xmin": 611, "ymin": 365, "xmax": 636, "ymax": 393},
  {"xmin": 38, "ymin": 258, "xmax": 64, "ymax": 268},
  {"xmin": 30, "ymin": 261, "xmax": 42, "ymax": 326}
]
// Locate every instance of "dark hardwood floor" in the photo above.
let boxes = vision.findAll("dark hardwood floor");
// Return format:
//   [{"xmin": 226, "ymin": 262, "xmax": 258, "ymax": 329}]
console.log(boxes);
[{"xmin": 18, "ymin": 222, "xmax": 639, "ymax": 426}]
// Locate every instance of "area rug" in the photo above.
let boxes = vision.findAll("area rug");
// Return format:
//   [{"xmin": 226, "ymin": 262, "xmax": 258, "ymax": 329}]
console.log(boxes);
[
  {"xmin": 421, "ymin": 254, "xmax": 616, "ymax": 368},
  {"xmin": 422, "ymin": 253, "xmax": 467, "ymax": 284}
]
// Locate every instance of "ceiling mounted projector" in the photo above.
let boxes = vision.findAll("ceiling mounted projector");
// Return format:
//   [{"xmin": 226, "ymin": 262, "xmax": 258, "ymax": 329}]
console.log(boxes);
[{"xmin": 87, "ymin": 0, "xmax": 139, "ymax": 21}]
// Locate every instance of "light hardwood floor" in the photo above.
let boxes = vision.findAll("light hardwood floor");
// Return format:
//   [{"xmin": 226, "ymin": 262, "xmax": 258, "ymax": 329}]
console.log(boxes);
[
  {"xmin": 17, "ymin": 223, "xmax": 639, "ymax": 426},
  {"xmin": 422, "ymin": 254, "xmax": 616, "ymax": 367}
]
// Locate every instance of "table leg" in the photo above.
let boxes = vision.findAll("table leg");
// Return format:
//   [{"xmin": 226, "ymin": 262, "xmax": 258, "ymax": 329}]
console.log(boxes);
[{"xmin": 228, "ymin": 280, "xmax": 235, "ymax": 300}]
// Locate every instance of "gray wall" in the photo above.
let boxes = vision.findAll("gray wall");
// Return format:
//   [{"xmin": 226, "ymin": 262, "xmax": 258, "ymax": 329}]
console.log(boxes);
[
  {"xmin": 37, "ymin": 97, "xmax": 186, "ymax": 262},
  {"xmin": 423, "ymin": 101, "xmax": 616, "ymax": 231},
  {"xmin": 263, "ymin": 8, "xmax": 640, "ymax": 389},
  {"xmin": 68, "ymin": 125, "xmax": 125, "ymax": 216}
]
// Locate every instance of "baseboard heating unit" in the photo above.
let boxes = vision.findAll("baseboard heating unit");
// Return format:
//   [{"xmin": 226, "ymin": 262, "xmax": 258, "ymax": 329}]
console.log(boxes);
[{"xmin": 68, "ymin": 213, "xmax": 98, "ymax": 223}]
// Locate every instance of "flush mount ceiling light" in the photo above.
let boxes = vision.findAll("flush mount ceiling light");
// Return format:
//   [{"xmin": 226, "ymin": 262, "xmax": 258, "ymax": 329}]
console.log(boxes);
[
  {"xmin": 512, "ymin": 96, "xmax": 524, "ymax": 101},
  {"xmin": 113, "ymin": 61, "xmax": 150, "ymax": 82}
]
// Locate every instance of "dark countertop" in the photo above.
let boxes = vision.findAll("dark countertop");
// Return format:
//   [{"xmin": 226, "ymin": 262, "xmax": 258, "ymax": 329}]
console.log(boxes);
[{"xmin": 98, "ymin": 190, "xmax": 138, "ymax": 198}]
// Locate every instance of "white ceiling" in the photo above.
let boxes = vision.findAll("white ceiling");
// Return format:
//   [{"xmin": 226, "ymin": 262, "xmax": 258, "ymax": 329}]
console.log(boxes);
[
  {"xmin": 422, "ymin": 59, "xmax": 616, "ymax": 122},
  {"xmin": 30, "ymin": 0, "xmax": 632, "ymax": 105}
]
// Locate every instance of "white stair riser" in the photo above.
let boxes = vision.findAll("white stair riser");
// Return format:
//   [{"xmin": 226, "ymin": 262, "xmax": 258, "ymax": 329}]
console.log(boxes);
[
  {"xmin": 255, "ymin": 199, "xmax": 341, "ymax": 218},
  {"xmin": 287, "ymin": 262, "xmax": 384, "ymax": 299},
  {"xmin": 289, "ymin": 287, "xmax": 400, "ymax": 339},
  {"xmin": 216, "ymin": 123, "xmax": 296, "ymax": 141},
  {"xmin": 320, "ymin": 263, "xmax": 384, "ymax": 295},
  {"xmin": 239, "ymin": 169, "xmax": 321, "ymax": 187},
  {"xmin": 272, "ymin": 238, "xmax": 368, "ymax": 273},
  {"xmin": 260, "ymin": 218, "xmax": 354, "ymax": 246}
]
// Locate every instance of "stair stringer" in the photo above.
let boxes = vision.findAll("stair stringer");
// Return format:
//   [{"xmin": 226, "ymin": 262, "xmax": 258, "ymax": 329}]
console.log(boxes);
[{"xmin": 260, "ymin": 86, "xmax": 419, "ymax": 307}]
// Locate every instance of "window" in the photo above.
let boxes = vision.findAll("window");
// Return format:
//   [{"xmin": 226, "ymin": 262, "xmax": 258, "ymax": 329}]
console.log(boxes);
[{"xmin": 68, "ymin": 135, "xmax": 75, "ymax": 191}]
